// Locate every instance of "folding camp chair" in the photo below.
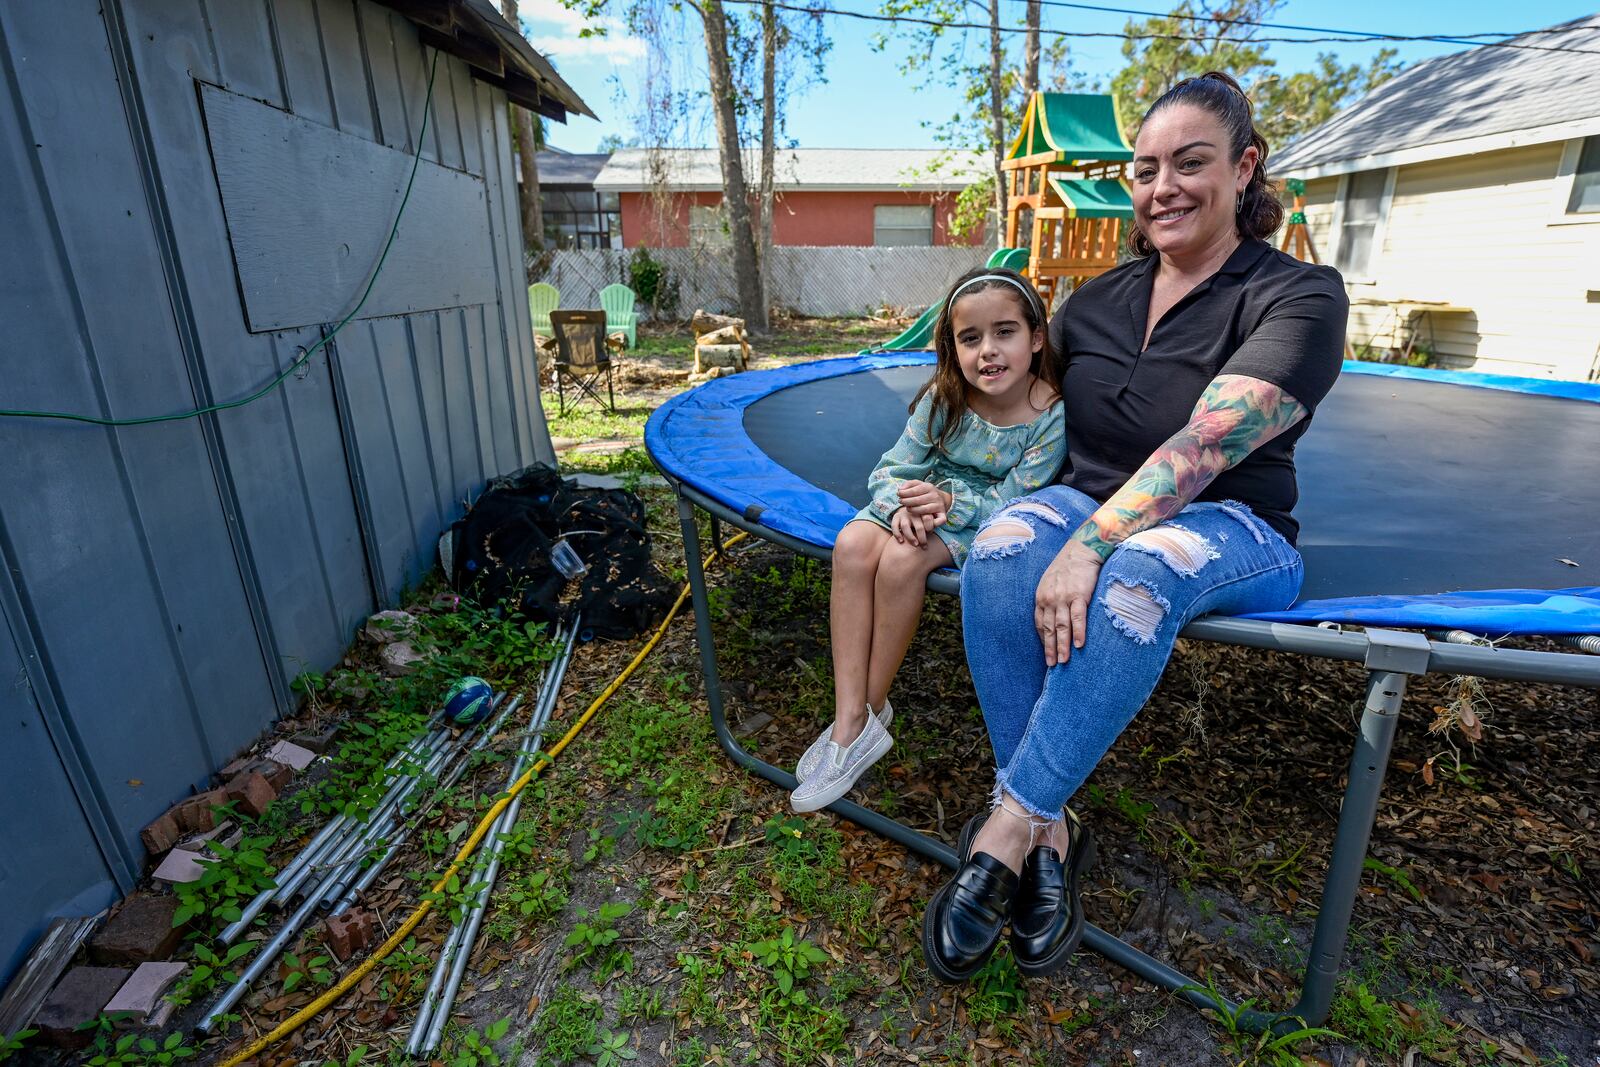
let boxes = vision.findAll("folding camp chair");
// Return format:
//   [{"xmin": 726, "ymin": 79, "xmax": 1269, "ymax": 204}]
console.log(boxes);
[
  {"xmin": 549, "ymin": 309, "xmax": 615, "ymax": 415},
  {"xmin": 599, "ymin": 283, "xmax": 639, "ymax": 348},
  {"xmin": 528, "ymin": 282, "xmax": 560, "ymax": 338}
]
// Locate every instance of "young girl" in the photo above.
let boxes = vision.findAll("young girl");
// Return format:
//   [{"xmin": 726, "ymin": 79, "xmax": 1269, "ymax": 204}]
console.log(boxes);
[{"xmin": 791, "ymin": 267, "xmax": 1066, "ymax": 813}]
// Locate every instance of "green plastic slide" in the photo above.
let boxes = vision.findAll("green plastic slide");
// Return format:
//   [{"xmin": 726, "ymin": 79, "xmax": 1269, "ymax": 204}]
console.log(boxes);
[{"xmin": 863, "ymin": 247, "xmax": 1031, "ymax": 353}]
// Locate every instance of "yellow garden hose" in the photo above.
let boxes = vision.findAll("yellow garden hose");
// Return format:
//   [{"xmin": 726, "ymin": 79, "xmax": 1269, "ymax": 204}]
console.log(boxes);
[{"xmin": 219, "ymin": 531, "xmax": 747, "ymax": 1066}]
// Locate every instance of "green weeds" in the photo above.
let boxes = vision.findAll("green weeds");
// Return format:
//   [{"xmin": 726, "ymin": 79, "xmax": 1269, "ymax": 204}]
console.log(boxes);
[
  {"xmin": 1183, "ymin": 972, "xmax": 1338, "ymax": 1067},
  {"xmin": 533, "ymin": 985, "xmax": 602, "ymax": 1065},
  {"xmin": 564, "ymin": 901, "xmax": 633, "ymax": 972},
  {"xmin": 442, "ymin": 1017, "xmax": 512, "ymax": 1067},
  {"xmin": 278, "ymin": 950, "xmax": 333, "ymax": 993},
  {"xmin": 1329, "ymin": 983, "xmax": 1456, "ymax": 1061},
  {"xmin": 171, "ymin": 835, "xmax": 277, "ymax": 928}
]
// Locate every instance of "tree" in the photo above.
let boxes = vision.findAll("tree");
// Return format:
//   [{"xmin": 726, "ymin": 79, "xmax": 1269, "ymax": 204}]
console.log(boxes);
[
  {"xmin": 563, "ymin": 0, "xmax": 828, "ymax": 332},
  {"xmin": 696, "ymin": 0, "xmax": 767, "ymax": 331},
  {"xmin": 501, "ymin": 0, "xmax": 546, "ymax": 263},
  {"xmin": 1023, "ymin": 0, "xmax": 1041, "ymax": 97},
  {"xmin": 757, "ymin": 0, "xmax": 778, "ymax": 317},
  {"xmin": 1110, "ymin": 0, "xmax": 1403, "ymax": 148}
]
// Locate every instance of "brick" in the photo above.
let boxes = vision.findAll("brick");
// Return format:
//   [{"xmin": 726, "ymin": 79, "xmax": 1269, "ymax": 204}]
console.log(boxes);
[
  {"xmin": 102, "ymin": 962, "xmax": 186, "ymax": 1028},
  {"xmin": 322, "ymin": 910, "xmax": 376, "ymax": 962},
  {"xmin": 151, "ymin": 849, "xmax": 207, "ymax": 886},
  {"xmin": 170, "ymin": 789, "xmax": 225, "ymax": 834},
  {"xmin": 241, "ymin": 757, "xmax": 292, "ymax": 791},
  {"xmin": 33, "ymin": 966, "xmax": 129, "ymax": 1048},
  {"xmin": 218, "ymin": 755, "xmax": 253, "ymax": 778},
  {"xmin": 267, "ymin": 738, "xmax": 320, "ymax": 769},
  {"xmin": 88, "ymin": 895, "xmax": 185, "ymax": 966},
  {"xmin": 289, "ymin": 725, "xmax": 338, "ymax": 754},
  {"xmin": 139, "ymin": 811, "xmax": 181, "ymax": 857},
  {"xmin": 223, "ymin": 770, "xmax": 275, "ymax": 818}
]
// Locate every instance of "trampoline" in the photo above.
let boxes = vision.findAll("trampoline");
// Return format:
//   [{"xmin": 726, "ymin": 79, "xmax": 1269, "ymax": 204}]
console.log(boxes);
[{"xmin": 645, "ymin": 352, "xmax": 1600, "ymax": 1030}]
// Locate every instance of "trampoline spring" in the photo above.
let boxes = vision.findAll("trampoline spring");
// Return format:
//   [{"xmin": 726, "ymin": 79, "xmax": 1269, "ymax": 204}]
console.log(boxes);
[
  {"xmin": 1429, "ymin": 629, "xmax": 1494, "ymax": 647},
  {"xmin": 1561, "ymin": 634, "xmax": 1600, "ymax": 655}
]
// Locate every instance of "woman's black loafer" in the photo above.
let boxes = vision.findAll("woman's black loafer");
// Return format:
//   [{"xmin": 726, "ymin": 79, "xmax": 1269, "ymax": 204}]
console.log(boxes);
[
  {"xmin": 1011, "ymin": 808, "xmax": 1096, "ymax": 978},
  {"xmin": 923, "ymin": 816, "xmax": 1018, "ymax": 983}
]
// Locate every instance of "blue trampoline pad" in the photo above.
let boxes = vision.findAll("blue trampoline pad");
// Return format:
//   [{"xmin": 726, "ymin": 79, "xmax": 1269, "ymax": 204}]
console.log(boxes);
[{"xmin": 645, "ymin": 354, "xmax": 1600, "ymax": 636}]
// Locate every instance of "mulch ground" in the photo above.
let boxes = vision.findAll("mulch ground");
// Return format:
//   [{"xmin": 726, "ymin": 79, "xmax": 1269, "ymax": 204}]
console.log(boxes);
[
  {"xmin": 43, "ymin": 353, "xmax": 1591, "ymax": 1067},
  {"xmin": 175, "ymin": 500, "xmax": 1599, "ymax": 1067}
]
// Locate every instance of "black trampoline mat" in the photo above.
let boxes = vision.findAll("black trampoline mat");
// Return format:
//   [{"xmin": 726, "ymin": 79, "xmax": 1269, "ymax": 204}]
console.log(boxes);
[{"xmin": 743, "ymin": 365, "xmax": 1600, "ymax": 601}]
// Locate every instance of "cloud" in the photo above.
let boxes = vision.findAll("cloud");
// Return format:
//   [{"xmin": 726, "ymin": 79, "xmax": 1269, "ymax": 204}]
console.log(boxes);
[{"xmin": 518, "ymin": 0, "xmax": 646, "ymax": 62}]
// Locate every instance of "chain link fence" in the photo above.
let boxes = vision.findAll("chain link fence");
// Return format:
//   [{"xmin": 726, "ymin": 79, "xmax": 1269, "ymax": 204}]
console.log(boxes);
[{"xmin": 529, "ymin": 245, "xmax": 996, "ymax": 320}]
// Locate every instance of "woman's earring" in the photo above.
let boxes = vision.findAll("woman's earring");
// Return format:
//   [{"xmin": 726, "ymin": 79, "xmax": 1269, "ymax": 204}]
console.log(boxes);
[{"xmin": 1236, "ymin": 190, "xmax": 1245, "ymax": 214}]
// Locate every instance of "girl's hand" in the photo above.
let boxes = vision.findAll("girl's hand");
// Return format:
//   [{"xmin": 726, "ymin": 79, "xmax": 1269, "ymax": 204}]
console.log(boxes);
[
  {"xmin": 890, "ymin": 506, "xmax": 935, "ymax": 547},
  {"xmin": 897, "ymin": 481, "xmax": 952, "ymax": 527},
  {"xmin": 1034, "ymin": 541, "xmax": 1105, "ymax": 667},
  {"xmin": 889, "ymin": 507, "xmax": 920, "ymax": 546}
]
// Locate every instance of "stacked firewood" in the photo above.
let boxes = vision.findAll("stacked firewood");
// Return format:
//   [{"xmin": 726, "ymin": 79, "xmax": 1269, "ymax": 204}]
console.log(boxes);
[{"xmin": 690, "ymin": 309, "xmax": 752, "ymax": 381}]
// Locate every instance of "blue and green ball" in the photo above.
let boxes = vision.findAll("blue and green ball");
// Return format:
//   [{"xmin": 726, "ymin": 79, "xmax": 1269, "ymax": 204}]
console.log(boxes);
[{"xmin": 442, "ymin": 676, "xmax": 495, "ymax": 726}]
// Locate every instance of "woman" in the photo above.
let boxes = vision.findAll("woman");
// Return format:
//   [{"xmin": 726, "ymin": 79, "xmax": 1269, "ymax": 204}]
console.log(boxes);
[{"xmin": 916, "ymin": 72, "xmax": 1349, "ymax": 982}]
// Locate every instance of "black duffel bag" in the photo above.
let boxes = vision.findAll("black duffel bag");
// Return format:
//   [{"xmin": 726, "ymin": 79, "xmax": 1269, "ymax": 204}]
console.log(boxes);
[{"xmin": 445, "ymin": 464, "xmax": 674, "ymax": 640}]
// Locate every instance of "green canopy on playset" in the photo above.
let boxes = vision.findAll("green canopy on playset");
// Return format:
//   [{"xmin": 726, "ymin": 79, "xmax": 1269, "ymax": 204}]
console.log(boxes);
[
  {"xmin": 1048, "ymin": 175, "xmax": 1133, "ymax": 218},
  {"xmin": 1006, "ymin": 92, "xmax": 1134, "ymax": 164}
]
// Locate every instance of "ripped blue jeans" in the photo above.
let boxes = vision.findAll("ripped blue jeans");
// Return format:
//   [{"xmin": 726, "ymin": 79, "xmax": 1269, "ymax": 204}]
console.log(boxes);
[{"xmin": 959, "ymin": 484, "xmax": 1304, "ymax": 820}]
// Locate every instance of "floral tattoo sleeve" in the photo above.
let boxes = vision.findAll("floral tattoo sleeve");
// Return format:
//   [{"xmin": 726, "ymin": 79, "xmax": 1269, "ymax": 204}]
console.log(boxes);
[{"xmin": 1069, "ymin": 375, "xmax": 1308, "ymax": 560}]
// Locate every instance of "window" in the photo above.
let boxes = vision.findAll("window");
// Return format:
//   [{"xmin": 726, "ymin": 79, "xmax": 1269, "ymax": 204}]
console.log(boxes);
[
  {"xmin": 689, "ymin": 205, "xmax": 729, "ymax": 248},
  {"xmin": 1565, "ymin": 135, "xmax": 1600, "ymax": 214},
  {"xmin": 874, "ymin": 204, "xmax": 934, "ymax": 246},
  {"xmin": 539, "ymin": 188, "xmax": 620, "ymax": 250},
  {"xmin": 1333, "ymin": 169, "xmax": 1392, "ymax": 280}
]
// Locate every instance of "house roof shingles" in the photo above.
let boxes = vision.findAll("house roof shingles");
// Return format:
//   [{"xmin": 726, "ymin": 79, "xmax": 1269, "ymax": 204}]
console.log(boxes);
[
  {"xmin": 1275, "ymin": 14, "xmax": 1600, "ymax": 178},
  {"xmin": 535, "ymin": 151, "xmax": 610, "ymax": 186},
  {"xmin": 591, "ymin": 148, "xmax": 990, "ymax": 192}
]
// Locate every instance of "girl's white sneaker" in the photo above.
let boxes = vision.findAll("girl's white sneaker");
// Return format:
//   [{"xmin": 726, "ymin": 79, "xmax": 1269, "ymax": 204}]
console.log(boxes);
[
  {"xmin": 790, "ymin": 705, "xmax": 894, "ymax": 814},
  {"xmin": 795, "ymin": 701, "xmax": 893, "ymax": 783}
]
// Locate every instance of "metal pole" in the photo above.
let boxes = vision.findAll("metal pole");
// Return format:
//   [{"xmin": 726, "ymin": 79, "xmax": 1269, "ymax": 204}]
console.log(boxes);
[
  {"xmin": 200, "ymin": 690, "xmax": 519, "ymax": 1031},
  {"xmin": 223, "ymin": 728, "xmax": 448, "ymax": 942},
  {"xmin": 317, "ymin": 685, "xmax": 529, "ymax": 911},
  {"xmin": 408, "ymin": 621, "xmax": 577, "ymax": 1054},
  {"xmin": 331, "ymin": 666, "xmax": 550, "ymax": 914},
  {"xmin": 271, "ymin": 726, "xmax": 456, "ymax": 906}
]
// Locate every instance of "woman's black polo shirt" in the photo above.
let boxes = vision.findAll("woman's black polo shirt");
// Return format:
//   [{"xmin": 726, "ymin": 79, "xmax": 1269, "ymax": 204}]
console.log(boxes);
[{"xmin": 1047, "ymin": 238, "xmax": 1348, "ymax": 545}]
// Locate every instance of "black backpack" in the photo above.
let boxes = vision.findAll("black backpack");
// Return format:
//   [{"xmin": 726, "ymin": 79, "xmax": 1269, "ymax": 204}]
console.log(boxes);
[{"xmin": 447, "ymin": 464, "xmax": 674, "ymax": 640}]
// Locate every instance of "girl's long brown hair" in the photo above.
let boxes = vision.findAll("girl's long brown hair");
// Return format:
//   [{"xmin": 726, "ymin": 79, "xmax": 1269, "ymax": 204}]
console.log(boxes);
[{"xmin": 912, "ymin": 267, "xmax": 1060, "ymax": 450}]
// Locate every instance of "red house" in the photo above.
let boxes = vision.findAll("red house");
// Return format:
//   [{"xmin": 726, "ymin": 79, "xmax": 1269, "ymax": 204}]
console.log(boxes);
[{"xmin": 591, "ymin": 148, "xmax": 989, "ymax": 248}]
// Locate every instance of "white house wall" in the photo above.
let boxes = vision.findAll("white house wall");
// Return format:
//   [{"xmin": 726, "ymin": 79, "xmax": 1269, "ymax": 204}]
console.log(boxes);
[{"xmin": 1300, "ymin": 142, "xmax": 1600, "ymax": 381}]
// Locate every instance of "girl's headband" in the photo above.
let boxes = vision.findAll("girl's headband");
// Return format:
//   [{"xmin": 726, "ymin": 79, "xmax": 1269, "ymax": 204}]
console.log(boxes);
[{"xmin": 945, "ymin": 273, "xmax": 1043, "ymax": 318}]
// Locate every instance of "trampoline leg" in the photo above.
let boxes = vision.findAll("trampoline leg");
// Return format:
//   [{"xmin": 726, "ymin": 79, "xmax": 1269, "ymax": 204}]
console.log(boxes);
[
  {"xmin": 1276, "ymin": 668, "xmax": 1406, "ymax": 1028},
  {"xmin": 674, "ymin": 492, "xmax": 956, "ymax": 868},
  {"xmin": 671, "ymin": 490, "xmax": 1403, "ymax": 1034}
]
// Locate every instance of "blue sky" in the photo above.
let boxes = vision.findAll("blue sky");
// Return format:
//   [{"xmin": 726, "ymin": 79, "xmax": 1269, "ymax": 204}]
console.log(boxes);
[{"xmin": 529, "ymin": 0, "xmax": 1598, "ymax": 152}]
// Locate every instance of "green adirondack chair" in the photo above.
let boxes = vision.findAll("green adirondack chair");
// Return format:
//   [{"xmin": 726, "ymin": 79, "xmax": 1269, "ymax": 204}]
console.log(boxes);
[
  {"xmin": 528, "ymin": 283, "xmax": 560, "ymax": 338},
  {"xmin": 599, "ymin": 283, "xmax": 638, "ymax": 348}
]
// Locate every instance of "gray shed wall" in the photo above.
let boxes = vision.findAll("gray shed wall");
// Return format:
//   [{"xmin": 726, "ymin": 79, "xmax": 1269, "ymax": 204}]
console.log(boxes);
[{"xmin": 0, "ymin": 0, "xmax": 553, "ymax": 979}]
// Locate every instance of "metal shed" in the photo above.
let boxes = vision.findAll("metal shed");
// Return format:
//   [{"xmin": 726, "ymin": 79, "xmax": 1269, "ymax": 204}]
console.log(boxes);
[{"xmin": 0, "ymin": 0, "xmax": 590, "ymax": 979}]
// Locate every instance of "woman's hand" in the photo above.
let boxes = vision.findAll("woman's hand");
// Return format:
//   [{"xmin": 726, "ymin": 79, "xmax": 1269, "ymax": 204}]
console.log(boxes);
[
  {"xmin": 1035, "ymin": 540, "xmax": 1106, "ymax": 667},
  {"xmin": 897, "ymin": 481, "xmax": 952, "ymax": 528},
  {"xmin": 890, "ymin": 506, "xmax": 936, "ymax": 547}
]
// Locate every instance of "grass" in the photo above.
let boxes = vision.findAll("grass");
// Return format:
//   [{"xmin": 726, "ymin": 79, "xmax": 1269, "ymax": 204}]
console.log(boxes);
[{"xmin": 532, "ymin": 985, "xmax": 602, "ymax": 1066}]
